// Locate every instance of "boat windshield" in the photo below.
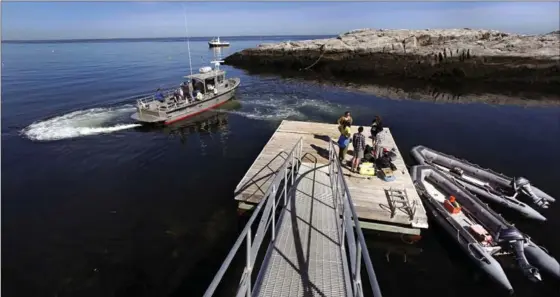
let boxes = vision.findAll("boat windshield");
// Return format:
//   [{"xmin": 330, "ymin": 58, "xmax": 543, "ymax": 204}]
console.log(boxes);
[
  {"xmin": 190, "ymin": 75, "xmax": 220, "ymax": 94},
  {"xmin": 193, "ymin": 78, "xmax": 206, "ymax": 93}
]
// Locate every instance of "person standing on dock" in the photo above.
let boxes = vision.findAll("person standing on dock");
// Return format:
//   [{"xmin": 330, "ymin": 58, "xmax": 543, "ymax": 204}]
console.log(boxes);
[
  {"xmin": 351, "ymin": 126, "xmax": 366, "ymax": 172},
  {"xmin": 370, "ymin": 116, "xmax": 383, "ymax": 144},
  {"xmin": 337, "ymin": 111, "xmax": 353, "ymax": 134},
  {"xmin": 337, "ymin": 121, "xmax": 352, "ymax": 163}
]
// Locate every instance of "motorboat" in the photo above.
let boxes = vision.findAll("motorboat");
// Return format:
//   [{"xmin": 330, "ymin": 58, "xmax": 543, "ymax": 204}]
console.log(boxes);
[
  {"xmin": 410, "ymin": 145, "xmax": 554, "ymax": 221},
  {"xmin": 131, "ymin": 60, "xmax": 240, "ymax": 125},
  {"xmin": 135, "ymin": 101, "xmax": 238, "ymax": 134},
  {"xmin": 208, "ymin": 37, "xmax": 230, "ymax": 48},
  {"xmin": 411, "ymin": 165, "xmax": 560, "ymax": 293}
]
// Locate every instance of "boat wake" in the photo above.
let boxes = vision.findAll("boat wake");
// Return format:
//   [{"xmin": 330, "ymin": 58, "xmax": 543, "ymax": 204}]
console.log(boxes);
[
  {"xmin": 21, "ymin": 94, "xmax": 345, "ymax": 141},
  {"xmin": 22, "ymin": 105, "xmax": 141, "ymax": 141},
  {"xmin": 219, "ymin": 96, "xmax": 345, "ymax": 121}
]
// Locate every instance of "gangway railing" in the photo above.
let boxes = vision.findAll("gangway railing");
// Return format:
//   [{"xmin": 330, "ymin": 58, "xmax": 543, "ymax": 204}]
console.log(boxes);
[
  {"xmin": 203, "ymin": 138, "xmax": 303, "ymax": 297},
  {"xmin": 203, "ymin": 137, "xmax": 382, "ymax": 297},
  {"xmin": 327, "ymin": 140, "xmax": 383, "ymax": 297},
  {"xmin": 233, "ymin": 150, "xmax": 292, "ymax": 201}
]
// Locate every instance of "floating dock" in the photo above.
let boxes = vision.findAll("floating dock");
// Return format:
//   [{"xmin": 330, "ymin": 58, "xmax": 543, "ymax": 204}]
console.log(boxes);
[{"xmin": 234, "ymin": 120, "xmax": 428, "ymax": 236}]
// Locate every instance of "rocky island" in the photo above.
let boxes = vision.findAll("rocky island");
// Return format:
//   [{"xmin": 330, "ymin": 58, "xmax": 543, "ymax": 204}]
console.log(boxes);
[{"xmin": 225, "ymin": 29, "xmax": 560, "ymax": 104}]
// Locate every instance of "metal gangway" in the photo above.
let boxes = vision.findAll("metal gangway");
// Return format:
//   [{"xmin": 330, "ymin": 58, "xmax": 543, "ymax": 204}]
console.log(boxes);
[{"xmin": 204, "ymin": 138, "xmax": 382, "ymax": 297}]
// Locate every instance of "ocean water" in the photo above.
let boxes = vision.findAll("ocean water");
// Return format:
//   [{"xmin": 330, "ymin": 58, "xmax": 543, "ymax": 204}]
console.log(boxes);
[{"xmin": 2, "ymin": 36, "xmax": 560, "ymax": 297}]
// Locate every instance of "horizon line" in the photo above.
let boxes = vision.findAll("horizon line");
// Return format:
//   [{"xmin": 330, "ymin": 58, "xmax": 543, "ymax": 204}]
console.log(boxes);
[{"xmin": 2, "ymin": 34, "xmax": 337, "ymax": 43}]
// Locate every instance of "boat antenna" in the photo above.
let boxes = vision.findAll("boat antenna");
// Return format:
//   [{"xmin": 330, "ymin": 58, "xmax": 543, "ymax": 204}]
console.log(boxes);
[
  {"xmin": 182, "ymin": 4, "xmax": 193, "ymax": 77},
  {"xmin": 210, "ymin": 43, "xmax": 224, "ymax": 71}
]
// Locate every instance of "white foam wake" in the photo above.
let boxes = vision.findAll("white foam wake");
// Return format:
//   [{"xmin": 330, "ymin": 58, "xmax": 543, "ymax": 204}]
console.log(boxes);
[
  {"xmin": 22, "ymin": 105, "xmax": 141, "ymax": 141},
  {"xmin": 223, "ymin": 108, "xmax": 305, "ymax": 121},
  {"xmin": 219, "ymin": 96, "xmax": 345, "ymax": 121}
]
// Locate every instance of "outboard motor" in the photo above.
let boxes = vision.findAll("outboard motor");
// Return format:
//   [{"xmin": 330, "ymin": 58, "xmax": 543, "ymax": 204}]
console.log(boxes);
[
  {"xmin": 497, "ymin": 227, "xmax": 542, "ymax": 282},
  {"xmin": 512, "ymin": 177, "xmax": 549, "ymax": 209},
  {"xmin": 450, "ymin": 167, "xmax": 464, "ymax": 176},
  {"xmin": 497, "ymin": 227, "xmax": 525, "ymax": 242}
]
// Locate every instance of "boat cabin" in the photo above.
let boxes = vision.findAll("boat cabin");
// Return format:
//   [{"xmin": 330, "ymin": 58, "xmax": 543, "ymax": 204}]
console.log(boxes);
[{"xmin": 185, "ymin": 67, "xmax": 227, "ymax": 98}]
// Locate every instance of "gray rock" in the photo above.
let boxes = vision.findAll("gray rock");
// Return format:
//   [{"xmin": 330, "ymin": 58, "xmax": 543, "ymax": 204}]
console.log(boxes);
[
  {"xmin": 249, "ymin": 28, "xmax": 559, "ymax": 58},
  {"xmin": 223, "ymin": 28, "xmax": 560, "ymax": 100}
]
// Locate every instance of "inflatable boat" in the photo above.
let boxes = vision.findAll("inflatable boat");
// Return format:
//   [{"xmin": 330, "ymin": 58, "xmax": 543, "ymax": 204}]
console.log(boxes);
[
  {"xmin": 410, "ymin": 145, "xmax": 554, "ymax": 221},
  {"xmin": 411, "ymin": 165, "xmax": 560, "ymax": 293}
]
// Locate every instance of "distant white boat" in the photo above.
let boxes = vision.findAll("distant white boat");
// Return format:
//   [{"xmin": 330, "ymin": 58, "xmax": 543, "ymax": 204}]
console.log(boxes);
[{"xmin": 208, "ymin": 37, "xmax": 230, "ymax": 48}]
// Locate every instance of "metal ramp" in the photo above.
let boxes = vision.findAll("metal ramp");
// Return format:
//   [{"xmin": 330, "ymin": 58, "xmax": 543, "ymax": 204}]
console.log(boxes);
[
  {"xmin": 204, "ymin": 138, "xmax": 382, "ymax": 297},
  {"xmin": 253, "ymin": 162, "xmax": 349, "ymax": 297}
]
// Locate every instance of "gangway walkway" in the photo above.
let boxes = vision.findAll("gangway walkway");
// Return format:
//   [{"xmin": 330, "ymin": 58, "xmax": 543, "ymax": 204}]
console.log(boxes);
[
  {"xmin": 253, "ymin": 162, "xmax": 349, "ymax": 296},
  {"xmin": 203, "ymin": 138, "xmax": 382, "ymax": 297}
]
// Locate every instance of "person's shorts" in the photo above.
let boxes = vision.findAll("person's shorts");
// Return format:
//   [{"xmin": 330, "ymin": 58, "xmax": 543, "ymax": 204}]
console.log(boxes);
[{"xmin": 354, "ymin": 149, "xmax": 364, "ymax": 160}]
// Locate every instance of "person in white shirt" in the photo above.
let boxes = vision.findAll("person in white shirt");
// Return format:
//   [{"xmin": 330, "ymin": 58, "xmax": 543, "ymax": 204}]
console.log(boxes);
[
  {"xmin": 196, "ymin": 91, "xmax": 204, "ymax": 101},
  {"xmin": 178, "ymin": 86, "xmax": 184, "ymax": 101}
]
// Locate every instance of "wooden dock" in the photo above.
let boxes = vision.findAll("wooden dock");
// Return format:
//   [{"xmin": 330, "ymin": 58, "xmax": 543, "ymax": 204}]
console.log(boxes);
[{"xmin": 234, "ymin": 120, "xmax": 428, "ymax": 235}]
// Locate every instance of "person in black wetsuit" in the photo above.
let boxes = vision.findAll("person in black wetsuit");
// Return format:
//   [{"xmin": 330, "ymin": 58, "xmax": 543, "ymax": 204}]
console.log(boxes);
[{"xmin": 370, "ymin": 115, "xmax": 383, "ymax": 144}]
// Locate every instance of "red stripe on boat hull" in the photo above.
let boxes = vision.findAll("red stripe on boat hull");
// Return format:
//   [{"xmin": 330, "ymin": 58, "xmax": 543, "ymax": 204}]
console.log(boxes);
[{"xmin": 164, "ymin": 99, "xmax": 231, "ymax": 125}]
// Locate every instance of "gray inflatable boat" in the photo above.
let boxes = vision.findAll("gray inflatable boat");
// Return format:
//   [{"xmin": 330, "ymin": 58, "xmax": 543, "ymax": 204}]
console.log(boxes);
[
  {"xmin": 411, "ymin": 145, "xmax": 554, "ymax": 221},
  {"xmin": 412, "ymin": 165, "xmax": 560, "ymax": 293}
]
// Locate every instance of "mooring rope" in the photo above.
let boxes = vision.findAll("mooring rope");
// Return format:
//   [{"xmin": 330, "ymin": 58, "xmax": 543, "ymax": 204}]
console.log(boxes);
[{"xmin": 300, "ymin": 40, "xmax": 331, "ymax": 71}]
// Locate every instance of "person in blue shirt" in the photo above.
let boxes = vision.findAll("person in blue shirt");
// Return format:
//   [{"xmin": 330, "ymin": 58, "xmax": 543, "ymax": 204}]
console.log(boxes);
[{"xmin": 155, "ymin": 88, "xmax": 165, "ymax": 102}]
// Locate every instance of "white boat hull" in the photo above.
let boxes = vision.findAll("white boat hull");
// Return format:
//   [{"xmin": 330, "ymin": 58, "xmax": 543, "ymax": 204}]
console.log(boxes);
[{"xmin": 208, "ymin": 42, "xmax": 230, "ymax": 47}]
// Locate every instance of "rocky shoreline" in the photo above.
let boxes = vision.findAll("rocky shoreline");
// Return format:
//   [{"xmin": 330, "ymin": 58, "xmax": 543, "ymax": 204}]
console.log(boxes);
[
  {"xmin": 224, "ymin": 29, "xmax": 560, "ymax": 100},
  {"xmin": 343, "ymin": 82, "xmax": 560, "ymax": 107}
]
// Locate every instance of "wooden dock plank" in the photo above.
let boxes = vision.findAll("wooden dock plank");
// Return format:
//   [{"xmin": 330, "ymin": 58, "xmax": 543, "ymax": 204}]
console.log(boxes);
[{"xmin": 234, "ymin": 120, "xmax": 428, "ymax": 233}]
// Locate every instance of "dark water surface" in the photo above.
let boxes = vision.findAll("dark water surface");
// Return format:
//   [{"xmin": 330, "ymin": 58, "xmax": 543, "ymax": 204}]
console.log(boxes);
[{"xmin": 2, "ymin": 37, "xmax": 560, "ymax": 297}]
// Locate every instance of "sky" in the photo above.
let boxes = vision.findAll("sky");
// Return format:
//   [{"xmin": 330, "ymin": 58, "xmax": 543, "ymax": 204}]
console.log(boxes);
[{"xmin": 2, "ymin": 1, "xmax": 559, "ymax": 40}]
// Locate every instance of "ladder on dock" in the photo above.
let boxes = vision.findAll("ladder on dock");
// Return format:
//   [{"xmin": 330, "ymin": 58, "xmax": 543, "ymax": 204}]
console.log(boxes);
[
  {"xmin": 203, "ymin": 138, "xmax": 382, "ymax": 297},
  {"xmin": 385, "ymin": 188, "xmax": 417, "ymax": 220}
]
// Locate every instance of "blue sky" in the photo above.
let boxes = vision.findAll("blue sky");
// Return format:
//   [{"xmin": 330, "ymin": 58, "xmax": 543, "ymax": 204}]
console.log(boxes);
[{"xmin": 2, "ymin": 2, "xmax": 559, "ymax": 40}]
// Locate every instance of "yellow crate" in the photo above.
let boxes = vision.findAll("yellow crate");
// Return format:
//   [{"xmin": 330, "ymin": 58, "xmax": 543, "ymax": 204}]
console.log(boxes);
[{"xmin": 359, "ymin": 162, "xmax": 376, "ymax": 176}]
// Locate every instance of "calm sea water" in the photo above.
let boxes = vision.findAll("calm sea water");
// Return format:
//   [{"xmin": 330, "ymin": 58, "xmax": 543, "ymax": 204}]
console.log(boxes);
[{"xmin": 2, "ymin": 36, "xmax": 560, "ymax": 297}]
